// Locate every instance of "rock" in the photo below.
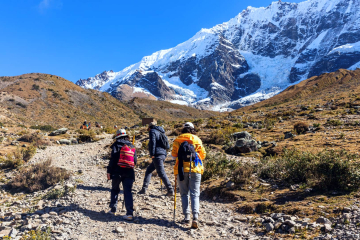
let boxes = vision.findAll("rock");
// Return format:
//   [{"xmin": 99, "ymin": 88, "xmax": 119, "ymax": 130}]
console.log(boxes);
[
  {"xmin": 234, "ymin": 215, "xmax": 248, "ymax": 222},
  {"xmin": 232, "ymin": 131, "xmax": 252, "ymax": 140},
  {"xmin": 284, "ymin": 132, "xmax": 295, "ymax": 139},
  {"xmin": 11, "ymin": 141, "xmax": 19, "ymax": 146},
  {"xmin": 65, "ymin": 183, "xmax": 74, "ymax": 189},
  {"xmin": 324, "ymin": 224, "xmax": 332, "ymax": 233},
  {"xmin": 235, "ymin": 139, "xmax": 258, "ymax": 153},
  {"xmin": 316, "ymin": 217, "xmax": 332, "ymax": 225},
  {"xmin": 284, "ymin": 220, "xmax": 296, "ymax": 227},
  {"xmin": 265, "ymin": 223, "xmax": 274, "ymax": 232},
  {"xmin": 9, "ymin": 228, "xmax": 17, "ymax": 238},
  {"xmin": 59, "ymin": 139, "xmax": 71, "ymax": 145},
  {"xmin": 0, "ymin": 229, "xmax": 11, "ymax": 238},
  {"xmin": 343, "ymin": 207, "xmax": 351, "ymax": 212},
  {"xmin": 50, "ymin": 128, "xmax": 68, "ymax": 136},
  {"xmin": 70, "ymin": 138, "xmax": 78, "ymax": 144},
  {"xmin": 226, "ymin": 181, "xmax": 234, "ymax": 188},
  {"xmin": 115, "ymin": 226, "xmax": 124, "ymax": 233}
]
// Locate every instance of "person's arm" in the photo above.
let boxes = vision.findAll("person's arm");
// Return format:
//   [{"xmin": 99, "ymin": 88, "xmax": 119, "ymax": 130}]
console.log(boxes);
[
  {"xmin": 171, "ymin": 139, "xmax": 179, "ymax": 159},
  {"xmin": 107, "ymin": 146, "xmax": 120, "ymax": 174},
  {"xmin": 148, "ymin": 130, "xmax": 156, "ymax": 157}
]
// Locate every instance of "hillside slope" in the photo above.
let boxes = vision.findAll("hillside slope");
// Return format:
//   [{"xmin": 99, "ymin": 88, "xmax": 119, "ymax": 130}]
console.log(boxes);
[{"xmin": 0, "ymin": 73, "xmax": 140, "ymax": 128}]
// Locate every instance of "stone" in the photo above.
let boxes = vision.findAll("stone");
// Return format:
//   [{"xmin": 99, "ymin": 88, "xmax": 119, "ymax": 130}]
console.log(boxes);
[
  {"xmin": 235, "ymin": 139, "xmax": 258, "ymax": 153},
  {"xmin": 284, "ymin": 132, "xmax": 295, "ymax": 139},
  {"xmin": 284, "ymin": 220, "xmax": 296, "ymax": 227},
  {"xmin": 70, "ymin": 138, "xmax": 78, "ymax": 144},
  {"xmin": 316, "ymin": 217, "xmax": 332, "ymax": 225},
  {"xmin": 232, "ymin": 131, "xmax": 252, "ymax": 140},
  {"xmin": 59, "ymin": 139, "xmax": 71, "ymax": 145},
  {"xmin": 265, "ymin": 223, "xmax": 274, "ymax": 232},
  {"xmin": 9, "ymin": 228, "xmax": 17, "ymax": 238},
  {"xmin": 226, "ymin": 181, "xmax": 234, "ymax": 188},
  {"xmin": 234, "ymin": 215, "xmax": 247, "ymax": 222},
  {"xmin": 324, "ymin": 224, "xmax": 332, "ymax": 233},
  {"xmin": 49, "ymin": 128, "xmax": 68, "ymax": 136},
  {"xmin": 343, "ymin": 207, "xmax": 351, "ymax": 212},
  {"xmin": 116, "ymin": 226, "xmax": 124, "ymax": 233}
]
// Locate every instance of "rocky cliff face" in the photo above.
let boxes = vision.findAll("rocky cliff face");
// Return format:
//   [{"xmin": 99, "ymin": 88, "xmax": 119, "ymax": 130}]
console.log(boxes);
[{"xmin": 76, "ymin": 0, "xmax": 360, "ymax": 111}]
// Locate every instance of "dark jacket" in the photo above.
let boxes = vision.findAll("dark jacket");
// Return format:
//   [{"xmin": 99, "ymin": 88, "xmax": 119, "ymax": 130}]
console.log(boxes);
[
  {"xmin": 148, "ymin": 126, "xmax": 168, "ymax": 157},
  {"xmin": 107, "ymin": 138, "xmax": 137, "ymax": 180}
]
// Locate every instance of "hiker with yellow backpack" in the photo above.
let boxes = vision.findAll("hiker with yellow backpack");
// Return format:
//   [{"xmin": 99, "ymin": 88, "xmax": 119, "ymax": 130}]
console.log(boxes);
[
  {"xmin": 107, "ymin": 129, "xmax": 137, "ymax": 220},
  {"xmin": 172, "ymin": 122, "xmax": 206, "ymax": 229}
]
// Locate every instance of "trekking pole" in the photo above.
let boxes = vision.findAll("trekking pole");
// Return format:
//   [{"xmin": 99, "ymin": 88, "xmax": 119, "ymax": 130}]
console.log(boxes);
[
  {"xmin": 132, "ymin": 135, "xmax": 135, "ymax": 145},
  {"xmin": 173, "ymin": 175, "xmax": 177, "ymax": 225},
  {"xmin": 160, "ymin": 179, "xmax": 163, "ymax": 192},
  {"xmin": 189, "ymin": 154, "xmax": 192, "ymax": 180}
]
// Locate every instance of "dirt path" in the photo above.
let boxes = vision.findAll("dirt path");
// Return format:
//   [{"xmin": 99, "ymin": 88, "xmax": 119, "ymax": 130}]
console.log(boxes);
[{"xmin": 27, "ymin": 135, "xmax": 258, "ymax": 240}]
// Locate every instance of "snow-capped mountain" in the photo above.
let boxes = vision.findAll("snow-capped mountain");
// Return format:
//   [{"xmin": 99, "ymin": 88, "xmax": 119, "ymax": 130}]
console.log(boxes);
[{"xmin": 76, "ymin": 0, "xmax": 360, "ymax": 111}]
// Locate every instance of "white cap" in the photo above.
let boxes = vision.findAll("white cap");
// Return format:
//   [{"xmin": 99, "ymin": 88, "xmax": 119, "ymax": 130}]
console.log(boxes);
[
  {"xmin": 115, "ymin": 129, "xmax": 128, "ymax": 138},
  {"xmin": 184, "ymin": 122, "xmax": 194, "ymax": 129}
]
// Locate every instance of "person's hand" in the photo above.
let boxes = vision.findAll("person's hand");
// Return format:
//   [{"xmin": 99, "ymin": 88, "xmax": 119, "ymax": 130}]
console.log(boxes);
[{"xmin": 107, "ymin": 173, "xmax": 111, "ymax": 180}]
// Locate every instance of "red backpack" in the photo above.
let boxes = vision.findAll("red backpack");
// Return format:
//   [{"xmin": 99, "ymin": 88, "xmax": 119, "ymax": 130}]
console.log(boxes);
[{"xmin": 118, "ymin": 144, "xmax": 135, "ymax": 168}]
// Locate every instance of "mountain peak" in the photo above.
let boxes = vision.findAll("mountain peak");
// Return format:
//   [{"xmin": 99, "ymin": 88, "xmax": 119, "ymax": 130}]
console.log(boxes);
[{"xmin": 77, "ymin": 0, "xmax": 360, "ymax": 112}]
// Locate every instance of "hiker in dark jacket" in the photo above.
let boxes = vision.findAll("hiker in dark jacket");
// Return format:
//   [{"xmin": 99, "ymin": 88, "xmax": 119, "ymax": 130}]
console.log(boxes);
[
  {"xmin": 138, "ymin": 122, "xmax": 174, "ymax": 196},
  {"xmin": 107, "ymin": 129, "xmax": 137, "ymax": 220}
]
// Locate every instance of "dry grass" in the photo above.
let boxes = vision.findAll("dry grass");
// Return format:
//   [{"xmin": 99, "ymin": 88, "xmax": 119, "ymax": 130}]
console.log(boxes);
[{"xmin": 9, "ymin": 159, "xmax": 70, "ymax": 192}]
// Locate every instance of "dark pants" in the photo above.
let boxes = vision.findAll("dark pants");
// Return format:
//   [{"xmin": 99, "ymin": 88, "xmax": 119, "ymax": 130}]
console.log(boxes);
[
  {"xmin": 110, "ymin": 176, "xmax": 134, "ymax": 216},
  {"xmin": 142, "ymin": 155, "xmax": 173, "ymax": 192}
]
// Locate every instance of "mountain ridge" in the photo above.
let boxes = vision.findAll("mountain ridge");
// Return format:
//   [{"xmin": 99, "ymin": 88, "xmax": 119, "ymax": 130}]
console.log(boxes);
[{"xmin": 77, "ymin": 0, "xmax": 360, "ymax": 111}]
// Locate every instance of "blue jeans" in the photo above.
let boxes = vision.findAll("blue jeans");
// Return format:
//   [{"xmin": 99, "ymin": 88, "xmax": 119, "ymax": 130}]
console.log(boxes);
[
  {"xmin": 177, "ymin": 172, "xmax": 201, "ymax": 220},
  {"xmin": 142, "ymin": 155, "xmax": 173, "ymax": 192},
  {"xmin": 110, "ymin": 176, "xmax": 134, "ymax": 216}
]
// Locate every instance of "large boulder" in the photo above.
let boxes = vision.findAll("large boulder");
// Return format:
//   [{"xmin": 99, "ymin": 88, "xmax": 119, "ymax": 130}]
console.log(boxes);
[
  {"xmin": 235, "ymin": 139, "xmax": 258, "ymax": 153},
  {"xmin": 232, "ymin": 131, "xmax": 252, "ymax": 140},
  {"xmin": 49, "ymin": 128, "xmax": 68, "ymax": 136}
]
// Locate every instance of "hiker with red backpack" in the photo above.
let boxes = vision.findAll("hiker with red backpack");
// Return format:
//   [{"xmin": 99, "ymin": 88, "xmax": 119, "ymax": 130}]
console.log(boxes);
[
  {"xmin": 107, "ymin": 129, "xmax": 137, "ymax": 220},
  {"xmin": 138, "ymin": 122, "xmax": 174, "ymax": 196},
  {"xmin": 172, "ymin": 122, "xmax": 206, "ymax": 229}
]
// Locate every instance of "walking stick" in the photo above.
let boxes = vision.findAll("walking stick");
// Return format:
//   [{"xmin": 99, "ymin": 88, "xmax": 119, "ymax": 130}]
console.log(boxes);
[
  {"xmin": 161, "ymin": 179, "xmax": 163, "ymax": 192},
  {"xmin": 173, "ymin": 175, "xmax": 177, "ymax": 225}
]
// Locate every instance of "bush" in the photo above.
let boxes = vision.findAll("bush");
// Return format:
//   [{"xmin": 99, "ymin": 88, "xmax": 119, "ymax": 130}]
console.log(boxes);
[
  {"xmin": 18, "ymin": 132, "xmax": 48, "ymax": 147},
  {"xmin": 327, "ymin": 119, "xmax": 343, "ymax": 126},
  {"xmin": 77, "ymin": 130, "xmax": 98, "ymax": 143},
  {"xmin": 313, "ymin": 123, "xmax": 321, "ymax": 128},
  {"xmin": 104, "ymin": 127, "xmax": 116, "ymax": 134},
  {"xmin": 202, "ymin": 152, "xmax": 230, "ymax": 181},
  {"xmin": 258, "ymin": 149, "xmax": 360, "ymax": 191},
  {"xmin": 44, "ymin": 185, "xmax": 76, "ymax": 200},
  {"xmin": 294, "ymin": 122, "xmax": 309, "ymax": 134},
  {"xmin": 32, "ymin": 84, "xmax": 40, "ymax": 91},
  {"xmin": 21, "ymin": 228, "xmax": 51, "ymax": 240},
  {"xmin": 0, "ymin": 146, "xmax": 37, "ymax": 169},
  {"xmin": 9, "ymin": 159, "xmax": 70, "ymax": 192},
  {"xmin": 30, "ymin": 125, "xmax": 55, "ymax": 132},
  {"xmin": 230, "ymin": 163, "xmax": 254, "ymax": 184}
]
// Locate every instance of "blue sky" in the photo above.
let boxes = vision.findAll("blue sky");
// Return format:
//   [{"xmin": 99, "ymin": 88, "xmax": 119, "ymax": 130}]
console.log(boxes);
[{"xmin": 0, "ymin": 0, "xmax": 302, "ymax": 82}]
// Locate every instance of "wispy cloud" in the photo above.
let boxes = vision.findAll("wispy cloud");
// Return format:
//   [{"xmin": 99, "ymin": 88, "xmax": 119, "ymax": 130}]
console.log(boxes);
[{"xmin": 38, "ymin": 0, "xmax": 63, "ymax": 13}]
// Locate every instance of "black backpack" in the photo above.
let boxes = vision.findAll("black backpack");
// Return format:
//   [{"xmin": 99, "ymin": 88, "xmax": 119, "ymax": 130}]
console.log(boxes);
[
  {"xmin": 158, "ymin": 132, "xmax": 170, "ymax": 150},
  {"xmin": 178, "ymin": 141, "xmax": 196, "ymax": 181}
]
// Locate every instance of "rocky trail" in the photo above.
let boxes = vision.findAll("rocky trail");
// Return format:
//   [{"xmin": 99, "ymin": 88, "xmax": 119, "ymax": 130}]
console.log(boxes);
[{"xmin": 2, "ymin": 135, "xmax": 258, "ymax": 240}]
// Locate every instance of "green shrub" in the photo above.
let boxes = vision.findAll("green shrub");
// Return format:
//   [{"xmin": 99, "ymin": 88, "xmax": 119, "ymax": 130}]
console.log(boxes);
[
  {"xmin": 44, "ymin": 185, "xmax": 76, "ymax": 200},
  {"xmin": 18, "ymin": 132, "xmax": 48, "ymax": 147},
  {"xmin": 313, "ymin": 123, "xmax": 321, "ymax": 128},
  {"xmin": 258, "ymin": 149, "xmax": 360, "ymax": 191},
  {"xmin": 294, "ymin": 122, "xmax": 309, "ymax": 134},
  {"xmin": 21, "ymin": 228, "xmax": 51, "ymax": 240},
  {"xmin": 9, "ymin": 159, "xmax": 70, "ymax": 192},
  {"xmin": 327, "ymin": 119, "xmax": 343, "ymax": 126},
  {"xmin": 77, "ymin": 130, "xmax": 98, "ymax": 143},
  {"xmin": 30, "ymin": 125, "xmax": 55, "ymax": 132},
  {"xmin": 202, "ymin": 152, "xmax": 230, "ymax": 181},
  {"xmin": 32, "ymin": 84, "xmax": 40, "ymax": 91},
  {"xmin": 232, "ymin": 122, "xmax": 243, "ymax": 128},
  {"xmin": 103, "ymin": 127, "xmax": 116, "ymax": 134}
]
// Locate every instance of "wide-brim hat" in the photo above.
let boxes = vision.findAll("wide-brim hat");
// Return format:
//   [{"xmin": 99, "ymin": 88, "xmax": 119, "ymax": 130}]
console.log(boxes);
[{"xmin": 115, "ymin": 129, "xmax": 128, "ymax": 138}]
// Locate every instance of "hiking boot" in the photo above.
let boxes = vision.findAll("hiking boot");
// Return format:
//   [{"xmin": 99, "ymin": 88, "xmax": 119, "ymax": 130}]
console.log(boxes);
[
  {"xmin": 138, "ymin": 188, "xmax": 146, "ymax": 195},
  {"xmin": 123, "ymin": 215, "xmax": 134, "ymax": 221},
  {"xmin": 108, "ymin": 207, "xmax": 116, "ymax": 215},
  {"xmin": 181, "ymin": 218, "xmax": 190, "ymax": 224},
  {"xmin": 165, "ymin": 190, "xmax": 174, "ymax": 197},
  {"xmin": 191, "ymin": 220, "xmax": 199, "ymax": 229}
]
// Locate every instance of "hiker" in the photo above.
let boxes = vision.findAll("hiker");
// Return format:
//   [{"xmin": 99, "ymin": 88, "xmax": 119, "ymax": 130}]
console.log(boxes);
[
  {"xmin": 172, "ymin": 122, "xmax": 206, "ymax": 229},
  {"xmin": 138, "ymin": 122, "xmax": 174, "ymax": 196},
  {"xmin": 107, "ymin": 129, "xmax": 137, "ymax": 220}
]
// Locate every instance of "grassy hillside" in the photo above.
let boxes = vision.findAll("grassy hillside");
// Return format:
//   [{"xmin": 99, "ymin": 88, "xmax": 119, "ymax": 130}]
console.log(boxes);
[
  {"xmin": 126, "ymin": 97, "xmax": 219, "ymax": 121},
  {"xmin": 0, "ymin": 73, "xmax": 140, "ymax": 128}
]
